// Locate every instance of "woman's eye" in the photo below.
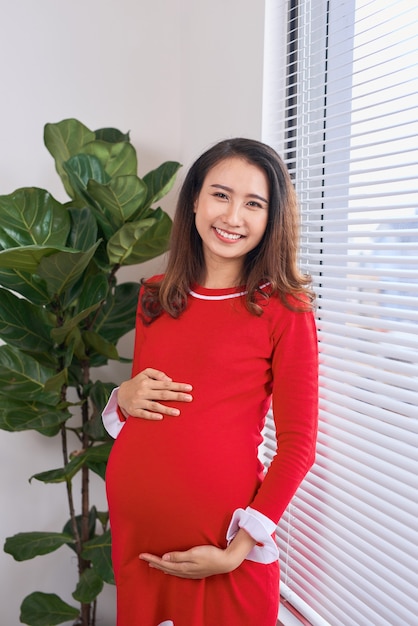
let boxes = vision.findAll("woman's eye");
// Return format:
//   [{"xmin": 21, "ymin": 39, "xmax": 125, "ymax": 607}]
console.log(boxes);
[
  {"xmin": 213, "ymin": 192, "xmax": 228, "ymax": 200},
  {"xmin": 247, "ymin": 200, "xmax": 262, "ymax": 209}
]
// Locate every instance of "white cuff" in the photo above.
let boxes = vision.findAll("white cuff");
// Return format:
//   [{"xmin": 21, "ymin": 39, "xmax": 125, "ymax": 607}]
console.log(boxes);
[
  {"xmin": 226, "ymin": 506, "xmax": 279, "ymax": 564},
  {"xmin": 102, "ymin": 387, "xmax": 126, "ymax": 439}
]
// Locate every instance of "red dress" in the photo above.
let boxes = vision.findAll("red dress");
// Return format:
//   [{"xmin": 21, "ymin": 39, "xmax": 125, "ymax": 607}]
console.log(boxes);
[{"xmin": 105, "ymin": 283, "xmax": 318, "ymax": 626}]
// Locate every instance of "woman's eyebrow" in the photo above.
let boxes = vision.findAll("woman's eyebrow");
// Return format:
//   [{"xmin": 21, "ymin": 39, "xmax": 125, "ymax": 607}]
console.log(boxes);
[{"xmin": 209, "ymin": 184, "xmax": 269, "ymax": 204}]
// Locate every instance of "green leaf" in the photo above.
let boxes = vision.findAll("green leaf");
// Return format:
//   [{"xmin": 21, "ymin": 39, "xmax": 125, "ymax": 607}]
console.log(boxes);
[
  {"xmin": 0, "ymin": 188, "xmax": 70, "ymax": 249},
  {"xmin": 82, "ymin": 530, "xmax": 114, "ymax": 584},
  {"xmin": 20, "ymin": 591, "xmax": 79, "ymax": 626},
  {"xmin": 85, "ymin": 461, "xmax": 108, "ymax": 480},
  {"xmin": 94, "ymin": 127, "xmax": 130, "ymax": 143},
  {"xmin": 65, "ymin": 326, "xmax": 87, "ymax": 361},
  {"xmin": 76, "ymin": 272, "xmax": 109, "ymax": 314},
  {"xmin": 4, "ymin": 532, "xmax": 73, "ymax": 561},
  {"xmin": 85, "ymin": 381, "xmax": 116, "ymax": 441},
  {"xmin": 30, "ymin": 444, "xmax": 112, "ymax": 485},
  {"xmin": 141, "ymin": 161, "xmax": 181, "ymax": 210},
  {"xmin": 84, "ymin": 442, "xmax": 113, "ymax": 463},
  {"xmin": 95, "ymin": 281, "xmax": 140, "ymax": 344},
  {"xmin": 30, "ymin": 454, "xmax": 86, "ymax": 484},
  {"xmin": 0, "ymin": 267, "xmax": 50, "ymax": 304},
  {"xmin": 0, "ymin": 288, "xmax": 54, "ymax": 352},
  {"xmin": 95, "ymin": 509, "xmax": 109, "ymax": 528},
  {"xmin": 0, "ymin": 244, "xmax": 69, "ymax": 273},
  {"xmin": 43, "ymin": 369, "xmax": 68, "ymax": 396},
  {"xmin": 63, "ymin": 154, "xmax": 109, "ymax": 207},
  {"xmin": 72, "ymin": 567, "xmax": 104, "ymax": 603},
  {"xmin": 44, "ymin": 118, "xmax": 96, "ymax": 198},
  {"xmin": 67, "ymin": 206, "xmax": 98, "ymax": 252},
  {"xmin": 107, "ymin": 208, "xmax": 172, "ymax": 265},
  {"xmin": 82, "ymin": 140, "xmax": 138, "ymax": 178},
  {"xmin": 83, "ymin": 413, "xmax": 109, "ymax": 441},
  {"xmin": 37, "ymin": 241, "xmax": 101, "ymax": 297},
  {"xmin": 89, "ymin": 380, "xmax": 115, "ymax": 414},
  {"xmin": 87, "ymin": 175, "xmax": 148, "ymax": 232},
  {"xmin": 0, "ymin": 400, "xmax": 70, "ymax": 436},
  {"xmin": 0, "ymin": 345, "xmax": 59, "ymax": 404},
  {"xmin": 82, "ymin": 330, "xmax": 119, "ymax": 360}
]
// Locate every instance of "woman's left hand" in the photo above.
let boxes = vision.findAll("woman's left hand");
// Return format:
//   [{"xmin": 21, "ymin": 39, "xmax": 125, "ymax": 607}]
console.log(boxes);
[
  {"xmin": 139, "ymin": 545, "xmax": 240, "ymax": 579},
  {"xmin": 139, "ymin": 529, "xmax": 257, "ymax": 579}
]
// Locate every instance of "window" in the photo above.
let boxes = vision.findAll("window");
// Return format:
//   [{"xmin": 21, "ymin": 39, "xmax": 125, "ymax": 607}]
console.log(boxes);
[{"xmin": 262, "ymin": 1, "xmax": 418, "ymax": 624}]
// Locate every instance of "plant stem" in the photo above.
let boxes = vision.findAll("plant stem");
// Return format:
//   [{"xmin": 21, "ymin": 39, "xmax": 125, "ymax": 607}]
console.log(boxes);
[
  {"xmin": 81, "ymin": 360, "xmax": 93, "ymax": 625},
  {"xmin": 61, "ymin": 424, "xmax": 82, "ymax": 559}
]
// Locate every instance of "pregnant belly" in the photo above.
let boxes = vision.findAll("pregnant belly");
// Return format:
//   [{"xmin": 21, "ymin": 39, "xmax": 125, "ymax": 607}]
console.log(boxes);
[{"xmin": 106, "ymin": 416, "xmax": 263, "ymax": 554}]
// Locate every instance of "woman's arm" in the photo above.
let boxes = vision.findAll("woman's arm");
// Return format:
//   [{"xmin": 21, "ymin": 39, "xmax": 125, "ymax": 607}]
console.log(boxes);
[{"xmin": 249, "ymin": 307, "xmax": 319, "ymax": 524}]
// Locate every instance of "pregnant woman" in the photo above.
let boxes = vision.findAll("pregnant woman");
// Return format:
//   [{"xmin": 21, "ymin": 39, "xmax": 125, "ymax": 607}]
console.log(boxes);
[{"xmin": 103, "ymin": 138, "xmax": 318, "ymax": 626}]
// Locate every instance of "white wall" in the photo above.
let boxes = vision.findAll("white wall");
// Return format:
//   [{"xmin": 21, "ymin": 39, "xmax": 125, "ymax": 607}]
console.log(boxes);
[{"xmin": 0, "ymin": 1, "xmax": 265, "ymax": 623}]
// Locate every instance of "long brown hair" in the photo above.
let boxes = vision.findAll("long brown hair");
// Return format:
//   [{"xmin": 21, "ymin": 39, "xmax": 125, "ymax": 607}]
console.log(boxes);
[{"xmin": 141, "ymin": 138, "xmax": 314, "ymax": 320}]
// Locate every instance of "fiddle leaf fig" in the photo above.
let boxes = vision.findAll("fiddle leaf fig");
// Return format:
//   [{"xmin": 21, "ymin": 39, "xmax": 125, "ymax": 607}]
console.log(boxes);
[
  {"xmin": 82, "ymin": 530, "xmax": 114, "ymax": 584},
  {"xmin": 0, "ymin": 345, "xmax": 60, "ymax": 404},
  {"xmin": 31, "ymin": 455, "xmax": 87, "ymax": 484},
  {"xmin": 44, "ymin": 118, "xmax": 96, "ymax": 198},
  {"xmin": 63, "ymin": 154, "xmax": 109, "ymax": 207},
  {"xmin": 94, "ymin": 127, "xmax": 130, "ymax": 143},
  {"xmin": 0, "ymin": 118, "xmax": 180, "ymax": 625},
  {"xmin": 67, "ymin": 206, "xmax": 98, "ymax": 252},
  {"xmin": 107, "ymin": 208, "xmax": 172, "ymax": 265},
  {"xmin": 81, "ymin": 139, "xmax": 138, "ymax": 178},
  {"xmin": 0, "ymin": 245, "xmax": 69, "ymax": 273},
  {"xmin": 0, "ymin": 188, "xmax": 70, "ymax": 249},
  {"xmin": 0, "ymin": 267, "xmax": 50, "ymax": 304},
  {"xmin": 5, "ymin": 532, "xmax": 73, "ymax": 561},
  {"xmin": 72, "ymin": 567, "xmax": 104, "ymax": 603},
  {"xmin": 20, "ymin": 592, "xmax": 79, "ymax": 626},
  {"xmin": 141, "ymin": 161, "xmax": 182, "ymax": 211},
  {"xmin": 82, "ymin": 330, "xmax": 119, "ymax": 360},
  {"xmin": 0, "ymin": 288, "xmax": 54, "ymax": 352},
  {"xmin": 37, "ymin": 242, "xmax": 101, "ymax": 297},
  {"xmin": 0, "ymin": 398, "xmax": 70, "ymax": 436},
  {"xmin": 87, "ymin": 175, "xmax": 148, "ymax": 229},
  {"xmin": 94, "ymin": 281, "xmax": 140, "ymax": 344}
]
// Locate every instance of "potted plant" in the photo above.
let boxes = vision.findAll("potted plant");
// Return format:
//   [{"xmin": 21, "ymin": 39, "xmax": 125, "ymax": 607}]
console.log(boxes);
[{"xmin": 0, "ymin": 118, "xmax": 181, "ymax": 626}]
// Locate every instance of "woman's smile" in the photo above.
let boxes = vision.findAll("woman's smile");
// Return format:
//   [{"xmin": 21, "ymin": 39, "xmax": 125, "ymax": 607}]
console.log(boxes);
[{"xmin": 213, "ymin": 226, "xmax": 244, "ymax": 242}]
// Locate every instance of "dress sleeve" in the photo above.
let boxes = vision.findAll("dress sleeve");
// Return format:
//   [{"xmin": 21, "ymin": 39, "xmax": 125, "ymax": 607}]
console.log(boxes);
[
  {"xmin": 226, "ymin": 506, "xmax": 279, "ymax": 564},
  {"xmin": 249, "ymin": 306, "xmax": 319, "ymax": 524},
  {"xmin": 102, "ymin": 387, "xmax": 126, "ymax": 439}
]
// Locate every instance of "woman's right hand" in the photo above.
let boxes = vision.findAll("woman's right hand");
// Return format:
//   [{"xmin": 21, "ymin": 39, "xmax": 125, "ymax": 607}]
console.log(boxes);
[{"xmin": 117, "ymin": 368, "xmax": 193, "ymax": 421}]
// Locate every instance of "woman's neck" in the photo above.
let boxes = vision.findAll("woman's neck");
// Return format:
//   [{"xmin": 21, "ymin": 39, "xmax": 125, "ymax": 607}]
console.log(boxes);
[{"xmin": 200, "ymin": 261, "xmax": 244, "ymax": 289}]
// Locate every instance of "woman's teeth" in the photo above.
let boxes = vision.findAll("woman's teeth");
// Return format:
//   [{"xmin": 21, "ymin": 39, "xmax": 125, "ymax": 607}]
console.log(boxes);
[{"xmin": 215, "ymin": 227, "xmax": 242, "ymax": 240}]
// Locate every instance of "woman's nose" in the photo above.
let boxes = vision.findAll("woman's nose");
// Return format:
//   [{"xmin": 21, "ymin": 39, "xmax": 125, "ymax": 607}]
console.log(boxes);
[{"xmin": 222, "ymin": 202, "xmax": 243, "ymax": 226}]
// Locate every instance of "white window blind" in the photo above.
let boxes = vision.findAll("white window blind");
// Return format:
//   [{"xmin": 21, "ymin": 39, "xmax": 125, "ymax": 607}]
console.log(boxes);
[{"xmin": 262, "ymin": 1, "xmax": 418, "ymax": 625}]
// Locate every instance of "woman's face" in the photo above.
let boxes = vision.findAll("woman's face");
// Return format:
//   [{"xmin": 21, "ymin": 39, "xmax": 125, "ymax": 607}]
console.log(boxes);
[{"xmin": 194, "ymin": 157, "xmax": 269, "ymax": 274}]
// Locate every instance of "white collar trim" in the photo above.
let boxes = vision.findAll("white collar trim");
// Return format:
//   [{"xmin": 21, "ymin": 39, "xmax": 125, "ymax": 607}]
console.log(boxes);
[{"xmin": 189, "ymin": 282, "xmax": 270, "ymax": 301}]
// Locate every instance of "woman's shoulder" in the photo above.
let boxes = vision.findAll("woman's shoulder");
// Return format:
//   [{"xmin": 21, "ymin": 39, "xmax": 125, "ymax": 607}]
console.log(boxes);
[{"xmin": 257, "ymin": 283, "xmax": 314, "ymax": 315}]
